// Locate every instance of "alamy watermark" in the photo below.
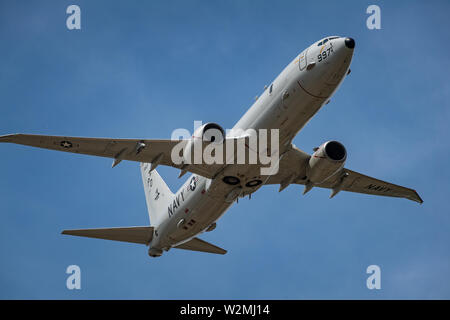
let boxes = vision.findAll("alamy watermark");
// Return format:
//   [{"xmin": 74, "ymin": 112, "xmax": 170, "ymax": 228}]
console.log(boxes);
[
  {"xmin": 170, "ymin": 121, "xmax": 280, "ymax": 175},
  {"xmin": 366, "ymin": 5, "xmax": 381, "ymax": 30},
  {"xmin": 366, "ymin": 265, "xmax": 381, "ymax": 290},
  {"xmin": 66, "ymin": 265, "xmax": 81, "ymax": 290},
  {"xmin": 66, "ymin": 5, "xmax": 81, "ymax": 30}
]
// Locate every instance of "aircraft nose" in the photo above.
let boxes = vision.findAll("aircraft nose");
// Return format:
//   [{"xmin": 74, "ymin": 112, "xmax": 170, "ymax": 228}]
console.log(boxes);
[
  {"xmin": 344, "ymin": 37, "xmax": 355, "ymax": 49},
  {"xmin": 300, "ymin": 36, "xmax": 354, "ymax": 98}
]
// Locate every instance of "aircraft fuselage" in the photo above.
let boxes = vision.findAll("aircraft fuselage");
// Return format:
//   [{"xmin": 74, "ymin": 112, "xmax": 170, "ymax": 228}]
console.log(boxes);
[{"xmin": 150, "ymin": 36, "xmax": 354, "ymax": 255}]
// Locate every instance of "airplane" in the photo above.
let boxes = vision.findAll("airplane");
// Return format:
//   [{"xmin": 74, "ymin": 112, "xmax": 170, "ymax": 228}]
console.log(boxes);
[{"xmin": 0, "ymin": 36, "xmax": 423, "ymax": 257}]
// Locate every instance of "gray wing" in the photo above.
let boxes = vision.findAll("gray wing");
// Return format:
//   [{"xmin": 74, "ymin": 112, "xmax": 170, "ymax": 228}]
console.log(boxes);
[
  {"xmin": 0, "ymin": 133, "xmax": 223, "ymax": 178},
  {"xmin": 265, "ymin": 146, "xmax": 423, "ymax": 203}
]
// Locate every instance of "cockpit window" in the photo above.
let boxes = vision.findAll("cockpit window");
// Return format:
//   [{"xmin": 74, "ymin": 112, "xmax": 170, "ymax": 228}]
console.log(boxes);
[
  {"xmin": 269, "ymin": 84, "xmax": 273, "ymax": 94},
  {"xmin": 319, "ymin": 37, "xmax": 339, "ymax": 46}
]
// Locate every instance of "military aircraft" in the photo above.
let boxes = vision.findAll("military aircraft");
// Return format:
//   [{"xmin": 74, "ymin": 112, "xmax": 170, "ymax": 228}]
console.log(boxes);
[{"xmin": 0, "ymin": 36, "xmax": 422, "ymax": 257}]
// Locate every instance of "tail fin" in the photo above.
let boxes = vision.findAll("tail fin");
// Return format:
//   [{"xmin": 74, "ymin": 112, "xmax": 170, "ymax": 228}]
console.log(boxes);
[{"xmin": 140, "ymin": 163, "xmax": 174, "ymax": 226}]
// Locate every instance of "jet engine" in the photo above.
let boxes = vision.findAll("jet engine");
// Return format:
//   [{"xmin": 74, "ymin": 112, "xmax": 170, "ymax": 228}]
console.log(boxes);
[
  {"xmin": 306, "ymin": 140, "xmax": 346, "ymax": 184},
  {"xmin": 195, "ymin": 122, "xmax": 225, "ymax": 144},
  {"xmin": 183, "ymin": 122, "xmax": 225, "ymax": 164}
]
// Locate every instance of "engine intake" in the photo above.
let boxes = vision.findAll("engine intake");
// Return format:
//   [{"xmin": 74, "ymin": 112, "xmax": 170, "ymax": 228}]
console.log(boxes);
[
  {"xmin": 324, "ymin": 140, "xmax": 346, "ymax": 161},
  {"xmin": 199, "ymin": 122, "xmax": 225, "ymax": 144},
  {"xmin": 183, "ymin": 122, "xmax": 225, "ymax": 164},
  {"xmin": 307, "ymin": 140, "xmax": 346, "ymax": 184}
]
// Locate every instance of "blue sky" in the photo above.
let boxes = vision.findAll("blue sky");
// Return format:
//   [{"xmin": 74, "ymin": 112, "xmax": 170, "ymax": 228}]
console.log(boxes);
[{"xmin": 0, "ymin": 0, "xmax": 449, "ymax": 299}]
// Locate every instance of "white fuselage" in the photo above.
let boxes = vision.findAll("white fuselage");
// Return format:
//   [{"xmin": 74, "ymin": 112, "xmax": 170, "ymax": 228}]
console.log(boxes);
[{"xmin": 151, "ymin": 36, "xmax": 354, "ymax": 253}]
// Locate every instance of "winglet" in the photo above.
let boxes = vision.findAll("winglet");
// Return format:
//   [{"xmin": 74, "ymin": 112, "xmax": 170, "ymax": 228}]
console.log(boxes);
[{"xmin": 410, "ymin": 190, "xmax": 424, "ymax": 204}]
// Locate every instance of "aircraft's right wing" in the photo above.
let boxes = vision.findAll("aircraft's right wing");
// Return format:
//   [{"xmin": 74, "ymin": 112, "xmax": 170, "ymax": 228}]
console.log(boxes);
[
  {"xmin": 314, "ymin": 168, "xmax": 423, "ymax": 203},
  {"xmin": 264, "ymin": 146, "xmax": 423, "ymax": 203},
  {"xmin": 0, "ymin": 133, "xmax": 224, "ymax": 178},
  {"xmin": 173, "ymin": 237, "xmax": 227, "ymax": 255}
]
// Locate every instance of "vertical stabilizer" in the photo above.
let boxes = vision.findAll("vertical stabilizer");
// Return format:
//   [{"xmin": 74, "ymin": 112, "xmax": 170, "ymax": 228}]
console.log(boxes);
[{"xmin": 140, "ymin": 163, "xmax": 174, "ymax": 227}]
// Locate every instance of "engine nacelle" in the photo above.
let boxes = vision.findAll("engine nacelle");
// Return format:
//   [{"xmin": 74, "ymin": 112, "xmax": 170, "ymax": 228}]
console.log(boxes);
[
  {"xmin": 306, "ymin": 140, "xmax": 346, "ymax": 184},
  {"xmin": 194, "ymin": 122, "xmax": 225, "ymax": 143},
  {"xmin": 183, "ymin": 122, "xmax": 225, "ymax": 164}
]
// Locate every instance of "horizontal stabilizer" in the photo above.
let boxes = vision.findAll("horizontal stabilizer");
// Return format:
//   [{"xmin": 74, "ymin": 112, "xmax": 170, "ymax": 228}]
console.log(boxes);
[
  {"xmin": 174, "ymin": 237, "xmax": 227, "ymax": 255},
  {"xmin": 62, "ymin": 226, "xmax": 153, "ymax": 245}
]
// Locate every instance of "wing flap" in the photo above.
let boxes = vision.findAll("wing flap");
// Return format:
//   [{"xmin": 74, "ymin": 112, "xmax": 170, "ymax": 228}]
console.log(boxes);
[
  {"xmin": 61, "ymin": 226, "xmax": 154, "ymax": 245},
  {"xmin": 173, "ymin": 237, "xmax": 227, "ymax": 255}
]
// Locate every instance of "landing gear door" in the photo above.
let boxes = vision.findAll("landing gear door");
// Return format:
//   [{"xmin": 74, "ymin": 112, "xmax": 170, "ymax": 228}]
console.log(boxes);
[{"xmin": 299, "ymin": 48, "xmax": 308, "ymax": 71}]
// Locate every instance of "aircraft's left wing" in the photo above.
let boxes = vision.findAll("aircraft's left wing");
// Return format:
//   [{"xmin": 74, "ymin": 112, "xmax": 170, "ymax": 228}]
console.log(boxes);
[
  {"xmin": 0, "ymin": 133, "xmax": 222, "ymax": 178},
  {"xmin": 265, "ymin": 146, "xmax": 423, "ymax": 203}
]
